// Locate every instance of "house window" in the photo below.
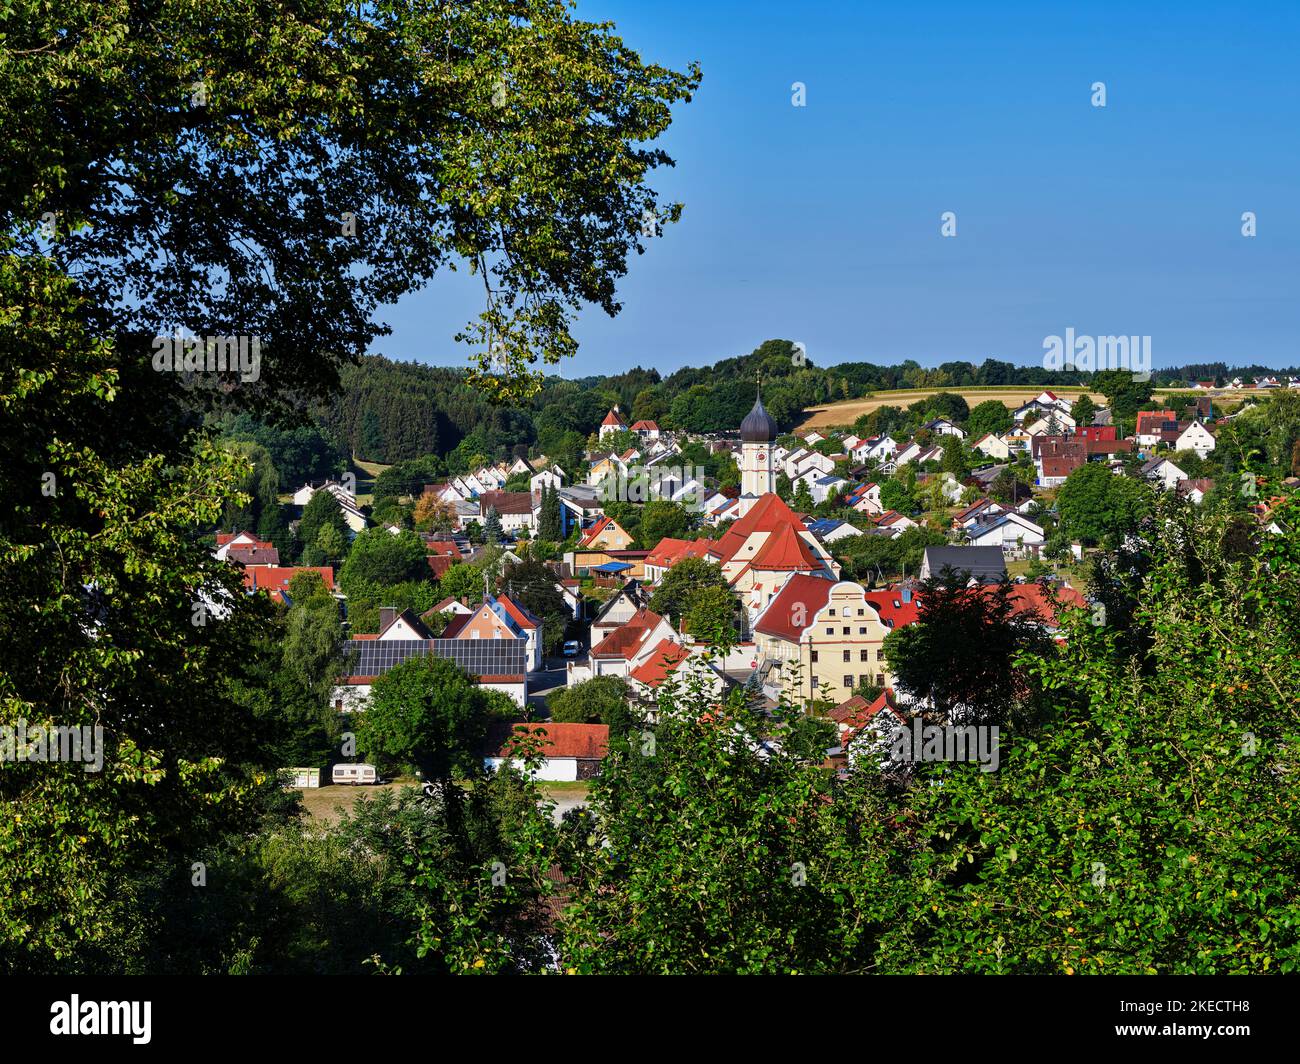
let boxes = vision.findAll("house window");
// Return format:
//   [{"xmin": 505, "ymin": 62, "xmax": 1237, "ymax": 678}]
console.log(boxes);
[
  {"xmin": 859, "ymin": 650, "xmax": 869, "ymax": 662},
  {"xmin": 842, "ymin": 626, "xmax": 849, "ymax": 635},
  {"xmin": 825, "ymin": 627, "xmax": 833, "ymax": 635},
  {"xmin": 844, "ymin": 675, "xmax": 854, "ymax": 688},
  {"xmin": 334, "ymin": 699, "xmax": 343, "ymax": 712},
  {"xmin": 842, "ymin": 649, "xmax": 851, "ymax": 662},
  {"xmin": 810, "ymin": 650, "xmax": 819, "ymax": 663},
  {"xmin": 858, "ymin": 626, "xmax": 867, "ymax": 635},
  {"xmin": 877, "ymin": 648, "xmax": 885, "ymax": 661},
  {"xmin": 811, "ymin": 675, "xmax": 819, "ymax": 689},
  {"xmin": 875, "ymin": 673, "xmax": 885, "ymax": 686},
  {"xmin": 828, "ymin": 608, "xmax": 836, "ymax": 616},
  {"xmin": 857, "ymin": 608, "xmax": 865, "ymax": 616}
]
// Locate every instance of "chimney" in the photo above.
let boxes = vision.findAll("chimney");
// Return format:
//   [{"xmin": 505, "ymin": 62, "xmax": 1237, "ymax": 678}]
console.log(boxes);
[{"xmin": 379, "ymin": 607, "xmax": 397, "ymax": 632}]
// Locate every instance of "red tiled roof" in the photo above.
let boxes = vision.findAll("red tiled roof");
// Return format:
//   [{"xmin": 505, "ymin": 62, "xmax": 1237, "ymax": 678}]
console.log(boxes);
[
  {"xmin": 216, "ymin": 531, "xmax": 270, "ymax": 548},
  {"xmin": 243, "ymin": 566, "xmax": 334, "ymax": 595},
  {"xmin": 226, "ymin": 545, "xmax": 280, "ymax": 566},
  {"xmin": 749, "ymin": 522, "xmax": 820, "ymax": 571},
  {"xmin": 630, "ymin": 420, "xmax": 660, "ymax": 432},
  {"xmin": 441, "ymin": 614, "xmax": 471, "ymax": 638},
  {"xmin": 1135, "ymin": 410, "xmax": 1177, "ymax": 436},
  {"xmin": 579, "ymin": 516, "xmax": 625, "ymax": 547},
  {"xmin": 1085, "ymin": 438, "xmax": 1132, "ymax": 455},
  {"xmin": 862, "ymin": 589, "xmax": 920, "ymax": 628},
  {"xmin": 644, "ymin": 536, "xmax": 718, "ymax": 568},
  {"xmin": 1042, "ymin": 455, "xmax": 1085, "ymax": 479},
  {"xmin": 426, "ymin": 555, "xmax": 456, "ymax": 579},
  {"xmin": 645, "ymin": 537, "xmax": 691, "ymax": 566},
  {"xmin": 491, "ymin": 723, "xmax": 609, "ymax": 760},
  {"xmin": 876, "ymin": 510, "xmax": 912, "ymax": 527},
  {"xmin": 1004, "ymin": 583, "xmax": 1086, "ymax": 624},
  {"xmin": 628, "ymin": 638, "xmax": 690, "ymax": 686},
  {"xmin": 601, "ymin": 409, "xmax": 626, "ymax": 427},
  {"xmin": 955, "ymin": 498, "xmax": 1000, "ymax": 523},
  {"xmin": 496, "ymin": 594, "xmax": 540, "ymax": 630},
  {"xmin": 479, "ymin": 490, "xmax": 535, "ymax": 516},
  {"xmin": 753, "ymin": 574, "xmax": 835, "ymax": 640},
  {"xmin": 713, "ymin": 492, "xmax": 805, "ymax": 563},
  {"xmin": 590, "ymin": 608, "xmax": 664, "ymax": 659},
  {"xmin": 832, "ymin": 690, "xmax": 907, "ymax": 737}
]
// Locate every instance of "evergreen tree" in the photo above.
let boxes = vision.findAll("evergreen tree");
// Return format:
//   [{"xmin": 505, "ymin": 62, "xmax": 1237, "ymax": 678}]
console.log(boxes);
[
  {"xmin": 539, "ymin": 483, "xmax": 562, "ymax": 542},
  {"xmin": 483, "ymin": 507, "xmax": 504, "ymax": 545}
]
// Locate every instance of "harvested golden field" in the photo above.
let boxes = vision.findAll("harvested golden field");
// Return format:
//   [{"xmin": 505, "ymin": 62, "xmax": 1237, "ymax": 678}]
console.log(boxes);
[{"xmin": 795, "ymin": 385, "xmax": 1182, "ymax": 430}]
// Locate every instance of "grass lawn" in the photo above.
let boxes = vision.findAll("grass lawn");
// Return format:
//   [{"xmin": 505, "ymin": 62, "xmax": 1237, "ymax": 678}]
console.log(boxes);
[
  {"xmin": 538, "ymin": 781, "xmax": 591, "ymax": 797},
  {"xmin": 294, "ymin": 777, "xmax": 590, "ymax": 823},
  {"xmin": 349, "ymin": 456, "xmax": 390, "ymax": 507},
  {"xmin": 294, "ymin": 779, "xmax": 419, "ymax": 824}
]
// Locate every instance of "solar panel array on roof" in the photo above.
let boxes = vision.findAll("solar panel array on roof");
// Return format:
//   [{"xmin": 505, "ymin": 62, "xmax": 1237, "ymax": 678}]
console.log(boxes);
[{"xmin": 344, "ymin": 638, "xmax": 525, "ymax": 677}]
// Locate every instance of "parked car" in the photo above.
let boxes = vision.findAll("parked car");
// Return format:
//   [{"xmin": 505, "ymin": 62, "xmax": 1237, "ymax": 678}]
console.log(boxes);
[
  {"xmin": 563, "ymin": 640, "xmax": 582, "ymax": 658},
  {"xmin": 332, "ymin": 763, "xmax": 379, "ymax": 785}
]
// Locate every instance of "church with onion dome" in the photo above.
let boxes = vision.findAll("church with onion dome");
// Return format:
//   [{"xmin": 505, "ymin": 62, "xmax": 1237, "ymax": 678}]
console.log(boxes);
[{"xmin": 737, "ymin": 387, "xmax": 778, "ymax": 515}]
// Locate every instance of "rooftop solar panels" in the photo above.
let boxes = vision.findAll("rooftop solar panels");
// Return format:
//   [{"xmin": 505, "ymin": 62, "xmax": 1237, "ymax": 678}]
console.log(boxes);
[{"xmin": 344, "ymin": 638, "xmax": 525, "ymax": 677}]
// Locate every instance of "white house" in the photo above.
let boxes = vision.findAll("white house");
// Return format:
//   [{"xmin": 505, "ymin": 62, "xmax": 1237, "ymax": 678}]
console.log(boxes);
[
  {"xmin": 1142, "ymin": 457, "xmax": 1188, "ymax": 491},
  {"xmin": 810, "ymin": 474, "xmax": 851, "ymax": 505},
  {"xmin": 893, "ymin": 442, "xmax": 923, "ymax": 467},
  {"xmin": 972, "ymin": 433, "xmax": 1011, "ymax": 461},
  {"xmin": 485, "ymin": 723, "xmax": 607, "ymax": 782},
  {"xmin": 924, "ymin": 418, "xmax": 967, "ymax": 439},
  {"xmin": 1024, "ymin": 410, "xmax": 1077, "ymax": 436},
  {"xmin": 964, "ymin": 512, "xmax": 1045, "ymax": 551},
  {"xmin": 1174, "ymin": 421, "xmax": 1216, "ymax": 458},
  {"xmin": 849, "ymin": 482, "xmax": 883, "ymax": 515},
  {"xmin": 530, "ymin": 465, "xmax": 566, "ymax": 493},
  {"xmin": 294, "ymin": 481, "xmax": 367, "ymax": 534},
  {"xmin": 863, "ymin": 435, "xmax": 898, "ymax": 464}
]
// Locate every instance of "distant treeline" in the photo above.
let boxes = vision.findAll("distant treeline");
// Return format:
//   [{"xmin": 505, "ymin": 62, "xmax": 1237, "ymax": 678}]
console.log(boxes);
[{"xmin": 236, "ymin": 343, "xmax": 1300, "ymax": 472}]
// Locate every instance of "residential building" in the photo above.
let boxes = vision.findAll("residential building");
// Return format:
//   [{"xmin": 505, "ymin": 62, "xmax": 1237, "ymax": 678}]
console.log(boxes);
[{"xmin": 919, "ymin": 546, "xmax": 1007, "ymax": 584}]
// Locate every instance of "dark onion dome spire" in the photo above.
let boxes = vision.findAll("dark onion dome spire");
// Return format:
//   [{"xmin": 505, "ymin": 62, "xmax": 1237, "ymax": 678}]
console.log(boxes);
[{"xmin": 740, "ymin": 388, "xmax": 777, "ymax": 443}]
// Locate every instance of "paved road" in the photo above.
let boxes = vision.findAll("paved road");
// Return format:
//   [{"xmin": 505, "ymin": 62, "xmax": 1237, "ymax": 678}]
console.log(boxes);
[
  {"xmin": 545, "ymin": 792, "xmax": 589, "ymax": 824},
  {"xmin": 527, "ymin": 657, "xmax": 573, "ymax": 716}
]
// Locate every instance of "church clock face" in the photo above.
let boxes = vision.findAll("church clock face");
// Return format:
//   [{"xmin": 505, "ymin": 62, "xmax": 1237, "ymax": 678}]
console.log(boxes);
[{"xmin": 757, "ymin": 453, "xmax": 766, "ymax": 463}]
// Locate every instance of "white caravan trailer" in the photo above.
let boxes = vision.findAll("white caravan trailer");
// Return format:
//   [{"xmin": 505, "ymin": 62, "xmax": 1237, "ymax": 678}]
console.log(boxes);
[{"xmin": 331, "ymin": 763, "xmax": 379, "ymax": 785}]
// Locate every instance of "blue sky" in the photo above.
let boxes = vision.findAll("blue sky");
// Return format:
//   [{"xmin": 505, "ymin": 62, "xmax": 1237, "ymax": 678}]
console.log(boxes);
[{"xmin": 376, "ymin": 0, "xmax": 1300, "ymax": 375}]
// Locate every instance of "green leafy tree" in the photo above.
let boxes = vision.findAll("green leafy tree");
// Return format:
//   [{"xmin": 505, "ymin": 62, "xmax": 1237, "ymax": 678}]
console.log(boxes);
[
  {"xmin": 966, "ymin": 399, "xmax": 1014, "ymax": 440},
  {"xmin": 1056, "ymin": 462, "xmax": 1153, "ymax": 547},
  {"xmin": 355, "ymin": 657, "xmax": 495, "ymax": 780},
  {"xmin": 883, "ymin": 573, "xmax": 1058, "ymax": 727},
  {"xmin": 312, "ymin": 523, "xmax": 347, "ymax": 568},
  {"xmin": 1094, "ymin": 370, "xmax": 1155, "ymax": 423},
  {"xmin": 547, "ymin": 676, "xmax": 636, "ymax": 733},
  {"xmin": 338, "ymin": 530, "xmax": 429, "ymax": 595},
  {"xmin": 439, "ymin": 561, "xmax": 489, "ymax": 605},
  {"xmin": 792, "ymin": 478, "xmax": 815, "ymax": 513},
  {"xmin": 500, "ymin": 551, "xmax": 572, "ymax": 655},
  {"xmin": 640, "ymin": 499, "xmax": 691, "ymax": 544},
  {"xmin": 1071, "ymin": 392, "xmax": 1097, "ymax": 427},
  {"xmin": 557, "ymin": 683, "xmax": 894, "ymax": 974},
  {"xmin": 878, "ymin": 478, "xmax": 914, "ymax": 515},
  {"xmin": 878, "ymin": 496, "xmax": 1300, "ymax": 973},
  {"xmin": 649, "ymin": 558, "xmax": 730, "ymax": 627},
  {"xmin": 298, "ymin": 490, "xmax": 350, "ymax": 563},
  {"xmin": 681, "ymin": 584, "xmax": 740, "ymax": 646}
]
